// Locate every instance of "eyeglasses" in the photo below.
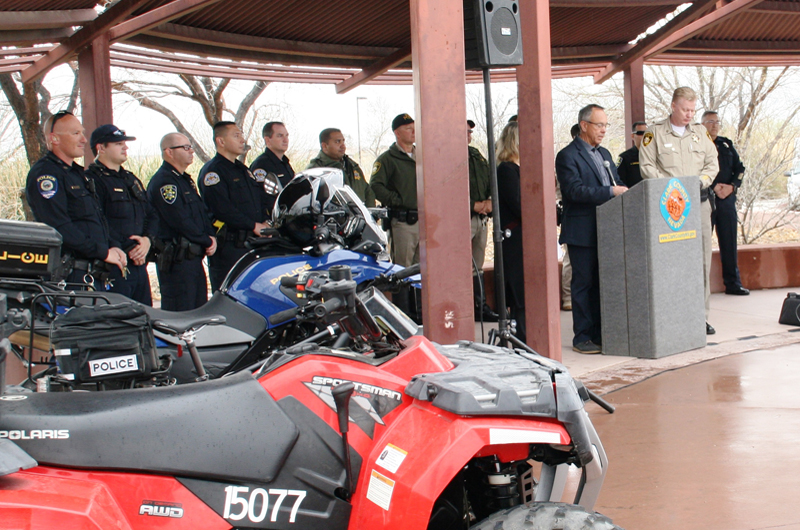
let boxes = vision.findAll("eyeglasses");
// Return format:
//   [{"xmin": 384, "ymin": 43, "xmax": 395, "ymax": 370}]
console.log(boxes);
[
  {"xmin": 634, "ymin": 130, "xmax": 646, "ymax": 136},
  {"xmin": 586, "ymin": 121, "xmax": 609, "ymax": 130},
  {"xmin": 49, "ymin": 110, "xmax": 73, "ymax": 133},
  {"xmin": 167, "ymin": 145, "xmax": 193, "ymax": 151},
  {"xmin": 703, "ymin": 120, "xmax": 721, "ymax": 125}
]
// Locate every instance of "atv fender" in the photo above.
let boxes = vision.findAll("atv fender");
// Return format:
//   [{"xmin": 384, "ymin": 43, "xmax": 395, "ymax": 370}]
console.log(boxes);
[
  {"xmin": 348, "ymin": 402, "xmax": 569, "ymax": 529},
  {"xmin": 0, "ymin": 439, "xmax": 36, "ymax": 477}
]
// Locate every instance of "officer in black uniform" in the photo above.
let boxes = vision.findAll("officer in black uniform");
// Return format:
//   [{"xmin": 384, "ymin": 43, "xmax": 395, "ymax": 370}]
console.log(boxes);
[
  {"xmin": 147, "ymin": 132, "xmax": 217, "ymax": 311},
  {"xmin": 86, "ymin": 124, "xmax": 158, "ymax": 305},
  {"xmin": 199, "ymin": 121, "xmax": 271, "ymax": 292},
  {"xmin": 701, "ymin": 110, "xmax": 749, "ymax": 295},
  {"xmin": 616, "ymin": 121, "xmax": 648, "ymax": 188},
  {"xmin": 250, "ymin": 121, "xmax": 295, "ymax": 214},
  {"xmin": 25, "ymin": 111, "xmax": 126, "ymax": 285}
]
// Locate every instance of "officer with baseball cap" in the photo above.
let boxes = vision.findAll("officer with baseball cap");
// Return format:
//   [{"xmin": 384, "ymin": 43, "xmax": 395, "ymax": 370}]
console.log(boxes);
[
  {"xmin": 369, "ymin": 113, "xmax": 419, "ymax": 266},
  {"xmin": 86, "ymin": 124, "xmax": 158, "ymax": 304}
]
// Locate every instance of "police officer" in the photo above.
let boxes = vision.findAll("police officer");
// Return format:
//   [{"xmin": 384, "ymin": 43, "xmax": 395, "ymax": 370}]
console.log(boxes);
[
  {"xmin": 370, "ymin": 113, "xmax": 418, "ymax": 266},
  {"xmin": 25, "ymin": 111, "xmax": 126, "ymax": 285},
  {"xmin": 306, "ymin": 128, "xmax": 376, "ymax": 207},
  {"xmin": 86, "ymin": 125, "xmax": 157, "ymax": 305},
  {"xmin": 702, "ymin": 110, "xmax": 749, "ymax": 296},
  {"xmin": 250, "ymin": 121, "xmax": 294, "ymax": 214},
  {"xmin": 147, "ymin": 133, "xmax": 217, "ymax": 311},
  {"xmin": 199, "ymin": 121, "xmax": 271, "ymax": 291},
  {"xmin": 639, "ymin": 86, "xmax": 719, "ymax": 334},
  {"xmin": 616, "ymin": 121, "xmax": 648, "ymax": 188},
  {"xmin": 467, "ymin": 120, "xmax": 498, "ymax": 322}
]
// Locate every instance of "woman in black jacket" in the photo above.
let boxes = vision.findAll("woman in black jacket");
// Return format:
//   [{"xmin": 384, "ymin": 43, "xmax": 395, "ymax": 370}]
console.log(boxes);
[{"xmin": 495, "ymin": 121, "xmax": 526, "ymax": 345}]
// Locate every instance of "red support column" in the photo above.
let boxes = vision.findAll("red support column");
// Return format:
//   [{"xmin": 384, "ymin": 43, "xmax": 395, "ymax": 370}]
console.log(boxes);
[
  {"xmin": 517, "ymin": 0, "xmax": 561, "ymax": 360},
  {"xmin": 623, "ymin": 58, "xmax": 645, "ymax": 149},
  {"xmin": 409, "ymin": 0, "xmax": 474, "ymax": 343},
  {"xmin": 78, "ymin": 34, "xmax": 113, "ymax": 162}
]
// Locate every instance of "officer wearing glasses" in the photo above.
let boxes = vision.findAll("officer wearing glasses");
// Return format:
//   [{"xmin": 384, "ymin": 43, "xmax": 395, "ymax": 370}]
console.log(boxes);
[
  {"xmin": 147, "ymin": 133, "xmax": 217, "ymax": 311},
  {"xmin": 616, "ymin": 121, "xmax": 648, "ymax": 188},
  {"xmin": 25, "ymin": 111, "xmax": 127, "ymax": 285}
]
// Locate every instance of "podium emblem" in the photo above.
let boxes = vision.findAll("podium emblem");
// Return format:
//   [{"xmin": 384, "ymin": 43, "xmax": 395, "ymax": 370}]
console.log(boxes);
[{"xmin": 659, "ymin": 178, "xmax": 691, "ymax": 231}]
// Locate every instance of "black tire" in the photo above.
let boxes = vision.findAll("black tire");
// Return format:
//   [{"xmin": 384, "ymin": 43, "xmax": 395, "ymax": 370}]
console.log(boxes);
[{"xmin": 470, "ymin": 502, "xmax": 622, "ymax": 530}]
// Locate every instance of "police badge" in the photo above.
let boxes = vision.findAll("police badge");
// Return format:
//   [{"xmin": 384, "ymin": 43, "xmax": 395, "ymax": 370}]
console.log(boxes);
[
  {"xmin": 160, "ymin": 184, "xmax": 178, "ymax": 204},
  {"xmin": 253, "ymin": 168, "xmax": 266, "ymax": 182}
]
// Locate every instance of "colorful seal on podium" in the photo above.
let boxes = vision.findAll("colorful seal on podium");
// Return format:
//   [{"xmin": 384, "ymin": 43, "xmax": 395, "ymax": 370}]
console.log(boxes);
[{"xmin": 659, "ymin": 178, "xmax": 691, "ymax": 231}]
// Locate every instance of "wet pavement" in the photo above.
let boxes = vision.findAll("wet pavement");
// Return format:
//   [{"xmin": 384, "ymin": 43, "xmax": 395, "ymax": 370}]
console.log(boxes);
[{"xmin": 588, "ymin": 344, "xmax": 800, "ymax": 530}]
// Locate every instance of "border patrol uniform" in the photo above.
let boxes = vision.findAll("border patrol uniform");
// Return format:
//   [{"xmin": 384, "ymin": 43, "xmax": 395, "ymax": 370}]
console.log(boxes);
[
  {"xmin": 616, "ymin": 145, "xmax": 643, "ymax": 188},
  {"xmin": 639, "ymin": 119, "xmax": 719, "ymax": 320},
  {"xmin": 712, "ymin": 135, "xmax": 746, "ymax": 291},
  {"xmin": 147, "ymin": 162, "xmax": 215, "ymax": 311},
  {"xmin": 199, "ymin": 153, "xmax": 270, "ymax": 291},
  {"xmin": 87, "ymin": 161, "xmax": 158, "ymax": 305},
  {"xmin": 306, "ymin": 151, "xmax": 376, "ymax": 207},
  {"xmin": 25, "ymin": 151, "xmax": 110, "ymax": 284},
  {"xmin": 370, "ymin": 142, "xmax": 418, "ymax": 266},
  {"xmin": 250, "ymin": 148, "xmax": 295, "ymax": 214}
]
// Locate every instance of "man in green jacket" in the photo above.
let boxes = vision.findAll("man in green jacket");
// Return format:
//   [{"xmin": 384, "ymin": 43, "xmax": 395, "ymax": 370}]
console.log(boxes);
[
  {"xmin": 306, "ymin": 128, "xmax": 376, "ymax": 207},
  {"xmin": 467, "ymin": 120, "xmax": 498, "ymax": 322},
  {"xmin": 370, "ymin": 114, "xmax": 418, "ymax": 266}
]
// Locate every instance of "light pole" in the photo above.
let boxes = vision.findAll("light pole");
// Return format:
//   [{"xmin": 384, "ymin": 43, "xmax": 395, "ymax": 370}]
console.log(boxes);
[{"xmin": 356, "ymin": 96, "xmax": 367, "ymax": 166}]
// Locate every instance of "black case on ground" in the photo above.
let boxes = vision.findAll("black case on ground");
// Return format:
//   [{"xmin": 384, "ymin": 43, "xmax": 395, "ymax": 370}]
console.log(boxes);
[
  {"xmin": 0, "ymin": 220, "xmax": 61, "ymax": 280},
  {"xmin": 779, "ymin": 292, "xmax": 800, "ymax": 326}
]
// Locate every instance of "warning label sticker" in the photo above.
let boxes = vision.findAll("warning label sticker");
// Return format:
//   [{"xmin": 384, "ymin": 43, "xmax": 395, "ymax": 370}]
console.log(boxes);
[
  {"xmin": 376, "ymin": 443, "xmax": 408, "ymax": 474},
  {"xmin": 366, "ymin": 470, "xmax": 395, "ymax": 511}
]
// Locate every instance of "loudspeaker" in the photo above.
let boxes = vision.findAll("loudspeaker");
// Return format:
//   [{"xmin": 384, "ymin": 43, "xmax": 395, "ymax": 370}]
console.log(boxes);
[{"xmin": 464, "ymin": 0, "xmax": 523, "ymax": 70}]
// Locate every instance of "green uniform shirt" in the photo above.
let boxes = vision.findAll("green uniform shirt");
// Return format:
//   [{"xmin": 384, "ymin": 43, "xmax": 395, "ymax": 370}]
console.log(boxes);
[
  {"xmin": 306, "ymin": 150, "xmax": 376, "ymax": 207},
  {"xmin": 468, "ymin": 145, "xmax": 491, "ymax": 212},
  {"xmin": 369, "ymin": 143, "xmax": 417, "ymax": 210}
]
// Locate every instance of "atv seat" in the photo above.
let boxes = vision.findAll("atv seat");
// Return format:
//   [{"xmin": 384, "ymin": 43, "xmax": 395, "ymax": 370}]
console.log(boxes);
[
  {"xmin": 151, "ymin": 314, "xmax": 226, "ymax": 336},
  {"xmin": 0, "ymin": 372, "xmax": 299, "ymax": 483}
]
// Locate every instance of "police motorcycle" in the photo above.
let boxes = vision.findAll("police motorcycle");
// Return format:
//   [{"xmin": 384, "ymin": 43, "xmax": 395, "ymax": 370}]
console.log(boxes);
[
  {"xmin": 0, "ymin": 261, "xmax": 622, "ymax": 530},
  {"xmin": 0, "ymin": 168, "xmax": 421, "ymax": 391}
]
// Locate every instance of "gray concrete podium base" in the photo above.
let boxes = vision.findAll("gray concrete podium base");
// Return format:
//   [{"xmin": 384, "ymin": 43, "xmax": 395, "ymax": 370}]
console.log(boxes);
[{"xmin": 597, "ymin": 176, "xmax": 706, "ymax": 358}]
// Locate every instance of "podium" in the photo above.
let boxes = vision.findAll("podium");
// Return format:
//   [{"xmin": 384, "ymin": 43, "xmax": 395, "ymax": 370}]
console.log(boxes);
[{"xmin": 596, "ymin": 176, "xmax": 706, "ymax": 358}]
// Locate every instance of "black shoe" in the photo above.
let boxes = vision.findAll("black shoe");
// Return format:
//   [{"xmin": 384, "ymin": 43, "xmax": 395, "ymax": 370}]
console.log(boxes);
[
  {"xmin": 725, "ymin": 286, "xmax": 750, "ymax": 296},
  {"xmin": 572, "ymin": 340, "xmax": 602, "ymax": 354},
  {"xmin": 706, "ymin": 322, "xmax": 716, "ymax": 335},
  {"xmin": 475, "ymin": 304, "xmax": 499, "ymax": 323}
]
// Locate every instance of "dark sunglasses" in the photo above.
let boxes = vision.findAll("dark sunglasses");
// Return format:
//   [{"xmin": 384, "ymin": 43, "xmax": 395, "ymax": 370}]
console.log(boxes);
[
  {"xmin": 49, "ymin": 110, "xmax": 74, "ymax": 133},
  {"xmin": 634, "ymin": 130, "xmax": 646, "ymax": 136}
]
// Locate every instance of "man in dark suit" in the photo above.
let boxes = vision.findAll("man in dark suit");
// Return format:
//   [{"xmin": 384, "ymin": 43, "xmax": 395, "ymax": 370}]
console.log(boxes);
[{"xmin": 556, "ymin": 104, "xmax": 628, "ymax": 354}]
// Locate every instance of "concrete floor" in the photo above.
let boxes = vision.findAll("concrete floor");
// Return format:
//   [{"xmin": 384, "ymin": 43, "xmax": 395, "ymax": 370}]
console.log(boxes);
[{"xmin": 483, "ymin": 287, "xmax": 800, "ymax": 530}]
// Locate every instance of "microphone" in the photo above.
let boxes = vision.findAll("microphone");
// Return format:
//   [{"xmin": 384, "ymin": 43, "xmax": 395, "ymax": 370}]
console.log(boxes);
[
  {"xmin": 603, "ymin": 160, "xmax": 610, "ymax": 169},
  {"xmin": 602, "ymin": 160, "xmax": 614, "ymax": 186}
]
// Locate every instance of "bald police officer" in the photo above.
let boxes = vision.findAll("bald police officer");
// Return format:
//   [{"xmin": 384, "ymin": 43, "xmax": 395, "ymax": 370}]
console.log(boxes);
[
  {"xmin": 370, "ymin": 113, "xmax": 418, "ymax": 266},
  {"xmin": 25, "ymin": 111, "xmax": 126, "ymax": 285},
  {"xmin": 306, "ymin": 128, "xmax": 376, "ymax": 206},
  {"xmin": 639, "ymin": 86, "xmax": 719, "ymax": 335}
]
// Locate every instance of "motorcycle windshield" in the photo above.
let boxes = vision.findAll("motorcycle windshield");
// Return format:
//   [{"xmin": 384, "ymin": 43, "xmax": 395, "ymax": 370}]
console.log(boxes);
[{"xmin": 330, "ymin": 185, "xmax": 389, "ymax": 249}]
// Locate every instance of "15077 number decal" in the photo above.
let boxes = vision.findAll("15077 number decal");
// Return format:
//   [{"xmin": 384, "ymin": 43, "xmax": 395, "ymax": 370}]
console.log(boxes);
[{"xmin": 223, "ymin": 486, "xmax": 306, "ymax": 524}]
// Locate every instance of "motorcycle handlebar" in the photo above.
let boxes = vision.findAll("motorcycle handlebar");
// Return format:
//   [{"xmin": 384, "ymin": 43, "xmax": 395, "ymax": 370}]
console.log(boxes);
[
  {"xmin": 268, "ymin": 306, "xmax": 300, "ymax": 325},
  {"xmin": 314, "ymin": 297, "xmax": 344, "ymax": 318},
  {"xmin": 392, "ymin": 263, "xmax": 420, "ymax": 281}
]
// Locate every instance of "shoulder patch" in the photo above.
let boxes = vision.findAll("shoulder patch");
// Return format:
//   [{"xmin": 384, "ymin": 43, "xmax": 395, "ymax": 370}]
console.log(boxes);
[
  {"xmin": 642, "ymin": 132, "xmax": 653, "ymax": 147},
  {"xmin": 160, "ymin": 184, "xmax": 177, "ymax": 204},
  {"xmin": 617, "ymin": 155, "xmax": 623, "ymax": 165},
  {"xmin": 253, "ymin": 168, "xmax": 266, "ymax": 182},
  {"xmin": 37, "ymin": 175, "xmax": 58, "ymax": 199},
  {"xmin": 371, "ymin": 161, "xmax": 381, "ymax": 176},
  {"xmin": 203, "ymin": 172, "xmax": 220, "ymax": 186}
]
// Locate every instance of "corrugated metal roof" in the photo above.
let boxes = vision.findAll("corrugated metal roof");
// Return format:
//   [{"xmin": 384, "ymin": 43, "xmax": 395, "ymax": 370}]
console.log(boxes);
[{"xmin": 0, "ymin": 0, "xmax": 98, "ymax": 9}]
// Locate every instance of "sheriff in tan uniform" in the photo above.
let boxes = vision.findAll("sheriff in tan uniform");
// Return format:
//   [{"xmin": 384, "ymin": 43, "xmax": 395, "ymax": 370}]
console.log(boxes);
[{"xmin": 639, "ymin": 86, "xmax": 719, "ymax": 334}]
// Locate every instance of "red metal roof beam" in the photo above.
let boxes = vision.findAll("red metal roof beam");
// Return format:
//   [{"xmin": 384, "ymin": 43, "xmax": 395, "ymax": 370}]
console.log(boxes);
[
  {"xmin": 109, "ymin": 0, "xmax": 224, "ymax": 42},
  {"xmin": 21, "ymin": 0, "xmax": 154, "ymax": 83},
  {"xmin": 644, "ymin": 0, "xmax": 767, "ymax": 59},
  {"xmin": 593, "ymin": 0, "xmax": 718, "ymax": 84},
  {"xmin": 335, "ymin": 46, "xmax": 411, "ymax": 94},
  {"xmin": 0, "ymin": 9, "xmax": 97, "ymax": 31}
]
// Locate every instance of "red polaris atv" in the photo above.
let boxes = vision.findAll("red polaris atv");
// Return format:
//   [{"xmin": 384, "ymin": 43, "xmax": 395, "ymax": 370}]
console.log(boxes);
[{"xmin": 0, "ymin": 267, "xmax": 621, "ymax": 529}]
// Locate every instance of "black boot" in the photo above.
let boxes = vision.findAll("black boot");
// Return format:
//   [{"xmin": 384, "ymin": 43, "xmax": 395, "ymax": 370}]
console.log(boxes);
[{"xmin": 473, "ymin": 274, "xmax": 499, "ymax": 322}]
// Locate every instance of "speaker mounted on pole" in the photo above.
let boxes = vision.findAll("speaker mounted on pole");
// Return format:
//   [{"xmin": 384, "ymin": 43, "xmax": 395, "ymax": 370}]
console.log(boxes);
[{"xmin": 464, "ymin": 0, "xmax": 523, "ymax": 70}]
